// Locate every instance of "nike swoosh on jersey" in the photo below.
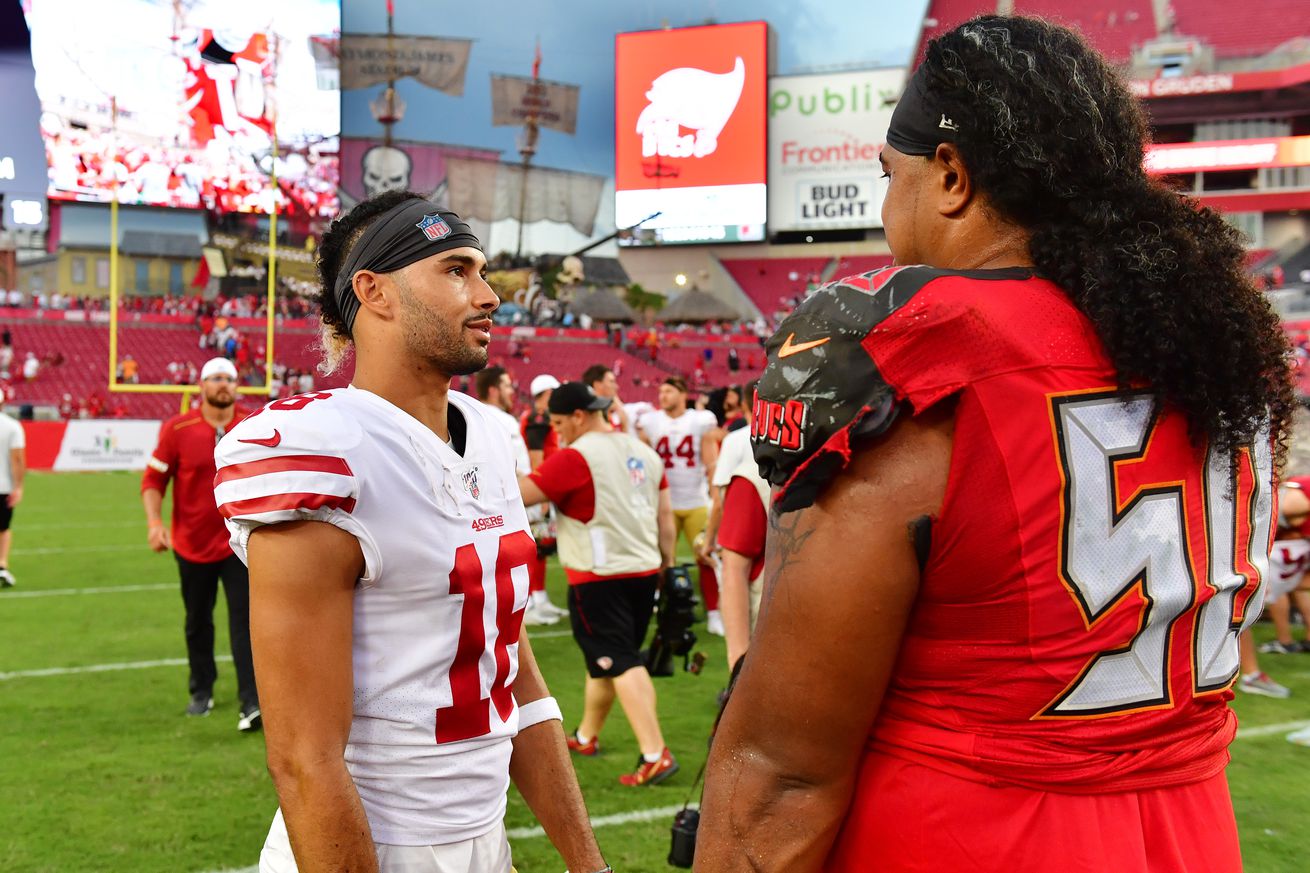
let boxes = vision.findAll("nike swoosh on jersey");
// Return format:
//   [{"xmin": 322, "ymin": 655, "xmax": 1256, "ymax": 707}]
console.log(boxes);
[
  {"xmin": 238, "ymin": 429, "xmax": 282, "ymax": 448},
  {"xmin": 778, "ymin": 333, "xmax": 831, "ymax": 358}
]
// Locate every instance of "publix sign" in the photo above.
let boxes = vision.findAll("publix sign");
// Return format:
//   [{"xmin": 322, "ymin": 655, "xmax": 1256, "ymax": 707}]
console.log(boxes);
[{"xmin": 768, "ymin": 68, "xmax": 904, "ymax": 232}]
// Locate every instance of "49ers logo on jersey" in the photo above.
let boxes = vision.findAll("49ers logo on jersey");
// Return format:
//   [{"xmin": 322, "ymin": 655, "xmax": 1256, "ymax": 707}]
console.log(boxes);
[
  {"xmin": 471, "ymin": 515, "xmax": 504, "ymax": 533},
  {"xmin": 751, "ymin": 396, "xmax": 807, "ymax": 452}
]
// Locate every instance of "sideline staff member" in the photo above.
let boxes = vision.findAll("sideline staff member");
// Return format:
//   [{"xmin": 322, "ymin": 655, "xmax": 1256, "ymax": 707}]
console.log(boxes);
[
  {"xmin": 518, "ymin": 382, "xmax": 679, "ymax": 787},
  {"xmin": 143, "ymin": 357, "xmax": 259, "ymax": 730}
]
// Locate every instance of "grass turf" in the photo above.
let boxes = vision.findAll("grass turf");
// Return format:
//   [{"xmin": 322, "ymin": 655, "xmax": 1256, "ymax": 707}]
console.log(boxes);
[{"xmin": 1, "ymin": 470, "xmax": 1307, "ymax": 872}]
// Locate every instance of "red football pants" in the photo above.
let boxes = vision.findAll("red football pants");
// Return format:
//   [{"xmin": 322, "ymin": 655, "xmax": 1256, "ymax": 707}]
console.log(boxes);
[{"xmin": 825, "ymin": 752, "xmax": 1241, "ymax": 873}]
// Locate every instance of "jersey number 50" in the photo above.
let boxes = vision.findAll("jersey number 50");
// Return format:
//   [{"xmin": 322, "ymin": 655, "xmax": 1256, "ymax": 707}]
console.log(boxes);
[{"xmin": 1045, "ymin": 392, "xmax": 1273, "ymax": 717}]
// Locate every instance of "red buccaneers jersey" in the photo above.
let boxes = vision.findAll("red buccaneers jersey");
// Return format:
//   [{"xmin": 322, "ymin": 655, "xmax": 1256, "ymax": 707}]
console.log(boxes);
[{"xmin": 752, "ymin": 266, "xmax": 1275, "ymax": 794}]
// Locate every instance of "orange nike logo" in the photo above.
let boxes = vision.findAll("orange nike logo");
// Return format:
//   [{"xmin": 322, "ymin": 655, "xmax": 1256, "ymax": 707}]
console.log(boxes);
[
  {"xmin": 238, "ymin": 429, "xmax": 282, "ymax": 448},
  {"xmin": 777, "ymin": 333, "xmax": 830, "ymax": 358}
]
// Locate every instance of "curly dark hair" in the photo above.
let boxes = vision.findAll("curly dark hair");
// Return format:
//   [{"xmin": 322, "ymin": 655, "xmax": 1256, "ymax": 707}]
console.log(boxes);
[
  {"xmin": 315, "ymin": 189, "xmax": 424, "ymax": 348},
  {"xmin": 921, "ymin": 15, "xmax": 1294, "ymax": 465}
]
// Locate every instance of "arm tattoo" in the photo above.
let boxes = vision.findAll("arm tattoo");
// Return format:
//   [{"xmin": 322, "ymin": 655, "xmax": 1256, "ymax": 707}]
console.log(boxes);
[{"xmin": 760, "ymin": 505, "xmax": 819, "ymax": 612}]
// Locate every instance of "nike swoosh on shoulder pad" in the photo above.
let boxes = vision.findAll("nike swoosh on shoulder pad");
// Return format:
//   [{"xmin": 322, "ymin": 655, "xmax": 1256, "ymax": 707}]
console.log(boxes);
[
  {"xmin": 238, "ymin": 429, "xmax": 282, "ymax": 448},
  {"xmin": 777, "ymin": 333, "xmax": 831, "ymax": 358}
]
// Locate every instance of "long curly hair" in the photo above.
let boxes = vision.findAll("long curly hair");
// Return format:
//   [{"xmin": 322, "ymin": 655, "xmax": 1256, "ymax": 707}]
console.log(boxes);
[
  {"xmin": 313, "ymin": 189, "xmax": 423, "ymax": 374},
  {"xmin": 921, "ymin": 15, "xmax": 1294, "ymax": 465}
]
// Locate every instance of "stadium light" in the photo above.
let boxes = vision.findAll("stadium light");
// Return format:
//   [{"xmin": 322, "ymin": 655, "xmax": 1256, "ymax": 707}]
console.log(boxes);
[{"xmin": 675, "ymin": 273, "xmax": 688, "ymax": 286}]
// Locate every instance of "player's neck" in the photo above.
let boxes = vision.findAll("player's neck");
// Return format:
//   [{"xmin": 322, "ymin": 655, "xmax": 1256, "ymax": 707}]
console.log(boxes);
[
  {"xmin": 353, "ymin": 359, "xmax": 453, "ymax": 441},
  {"xmin": 666, "ymin": 407, "xmax": 687, "ymax": 419},
  {"xmin": 200, "ymin": 402, "xmax": 235, "ymax": 429}
]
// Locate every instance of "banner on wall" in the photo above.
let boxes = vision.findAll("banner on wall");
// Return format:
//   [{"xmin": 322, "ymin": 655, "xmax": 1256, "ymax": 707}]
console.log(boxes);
[
  {"xmin": 768, "ymin": 68, "xmax": 904, "ymax": 232},
  {"xmin": 490, "ymin": 74, "xmax": 580, "ymax": 134},
  {"xmin": 52, "ymin": 420, "xmax": 161, "ymax": 472}
]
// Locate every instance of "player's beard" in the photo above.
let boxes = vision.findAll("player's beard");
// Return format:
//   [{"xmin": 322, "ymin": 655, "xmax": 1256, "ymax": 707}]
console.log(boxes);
[
  {"xmin": 203, "ymin": 387, "xmax": 235, "ymax": 408},
  {"xmin": 397, "ymin": 281, "xmax": 488, "ymax": 377}
]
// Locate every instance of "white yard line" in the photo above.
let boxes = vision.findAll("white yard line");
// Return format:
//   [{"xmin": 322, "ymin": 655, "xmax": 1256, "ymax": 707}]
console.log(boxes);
[
  {"xmin": 11, "ymin": 544, "xmax": 142, "ymax": 556},
  {"xmin": 1234, "ymin": 719, "xmax": 1310, "ymax": 739},
  {"xmin": 20, "ymin": 520, "xmax": 143, "ymax": 531},
  {"xmin": 0, "ymin": 655, "xmax": 231, "ymax": 681},
  {"xmin": 3, "ymin": 583, "xmax": 173, "ymax": 599},
  {"xmin": 506, "ymin": 803, "xmax": 696, "ymax": 840}
]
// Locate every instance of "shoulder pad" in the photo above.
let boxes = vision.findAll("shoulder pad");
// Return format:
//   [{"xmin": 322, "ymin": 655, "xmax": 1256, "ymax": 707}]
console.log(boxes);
[
  {"xmin": 750, "ymin": 266, "xmax": 943, "ymax": 513},
  {"xmin": 220, "ymin": 391, "xmax": 364, "ymax": 467}
]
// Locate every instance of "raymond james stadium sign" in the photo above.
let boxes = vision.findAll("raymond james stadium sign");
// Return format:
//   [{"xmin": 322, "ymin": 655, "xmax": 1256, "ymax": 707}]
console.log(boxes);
[{"xmin": 767, "ymin": 69, "xmax": 904, "ymax": 232}]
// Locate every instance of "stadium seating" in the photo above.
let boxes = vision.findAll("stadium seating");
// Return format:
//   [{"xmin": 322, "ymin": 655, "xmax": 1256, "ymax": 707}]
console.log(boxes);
[
  {"xmin": 1015, "ymin": 0, "xmax": 1156, "ymax": 61},
  {"xmin": 830, "ymin": 254, "xmax": 896, "ymax": 280},
  {"xmin": 719, "ymin": 257, "xmax": 832, "ymax": 319},
  {"xmin": 2, "ymin": 317, "xmax": 764, "ymax": 420},
  {"xmin": 1168, "ymin": 0, "xmax": 1301, "ymax": 59}
]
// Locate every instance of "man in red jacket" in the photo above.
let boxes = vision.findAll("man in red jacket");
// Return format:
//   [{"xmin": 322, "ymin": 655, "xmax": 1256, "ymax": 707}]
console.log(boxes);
[{"xmin": 142, "ymin": 357, "xmax": 259, "ymax": 730}]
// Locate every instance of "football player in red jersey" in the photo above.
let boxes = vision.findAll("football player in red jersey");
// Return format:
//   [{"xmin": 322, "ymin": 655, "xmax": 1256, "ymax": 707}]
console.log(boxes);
[{"xmin": 697, "ymin": 16, "xmax": 1295, "ymax": 873}]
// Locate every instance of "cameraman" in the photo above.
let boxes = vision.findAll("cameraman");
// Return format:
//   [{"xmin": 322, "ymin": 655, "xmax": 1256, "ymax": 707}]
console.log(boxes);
[{"xmin": 518, "ymin": 382, "xmax": 679, "ymax": 787}]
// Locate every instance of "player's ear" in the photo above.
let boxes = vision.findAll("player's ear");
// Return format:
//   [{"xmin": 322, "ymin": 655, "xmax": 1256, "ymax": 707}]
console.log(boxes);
[
  {"xmin": 933, "ymin": 142, "xmax": 973, "ymax": 218},
  {"xmin": 353, "ymin": 270, "xmax": 394, "ymax": 321}
]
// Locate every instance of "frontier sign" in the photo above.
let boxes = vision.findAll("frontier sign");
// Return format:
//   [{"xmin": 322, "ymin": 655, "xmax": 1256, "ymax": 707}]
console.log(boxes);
[{"xmin": 768, "ymin": 69, "xmax": 904, "ymax": 232}]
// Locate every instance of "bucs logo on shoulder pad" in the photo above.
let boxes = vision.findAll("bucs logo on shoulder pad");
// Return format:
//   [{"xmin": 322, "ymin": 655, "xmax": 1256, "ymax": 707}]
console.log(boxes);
[
  {"xmin": 461, "ymin": 467, "xmax": 481, "ymax": 499},
  {"xmin": 417, "ymin": 213, "xmax": 452, "ymax": 241},
  {"xmin": 751, "ymin": 395, "xmax": 808, "ymax": 453}
]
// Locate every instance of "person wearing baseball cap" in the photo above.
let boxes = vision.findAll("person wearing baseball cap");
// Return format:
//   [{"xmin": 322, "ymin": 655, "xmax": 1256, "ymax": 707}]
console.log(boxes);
[
  {"xmin": 142, "ymin": 356, "xmax": 260, "ymax": 731},
  {"xmin": 518, "ymin": 373, "xmax": 569, "ymax": 623},
  {"xmin": 518, "ymin": 382, "xmax": 680, "ymax": 787}
]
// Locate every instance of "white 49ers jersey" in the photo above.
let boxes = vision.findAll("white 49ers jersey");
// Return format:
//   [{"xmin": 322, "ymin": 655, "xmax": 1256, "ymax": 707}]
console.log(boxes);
[
  {"xmin": 642, "ymin": 409, "xmax": 717, "ymax": 510},
  {"xmin": 1268, "ymin": 538, "xmax": 1310, "ymax": 602},
  {"xmin": 214, "ymin": 386, "xmax": 534, "ymax": 847}
]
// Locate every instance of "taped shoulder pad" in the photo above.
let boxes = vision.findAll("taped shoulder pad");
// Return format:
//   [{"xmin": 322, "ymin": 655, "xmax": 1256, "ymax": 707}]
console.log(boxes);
[{"xmin": 750, "ymin": 267, "xmax": 925, "ymax": 513}]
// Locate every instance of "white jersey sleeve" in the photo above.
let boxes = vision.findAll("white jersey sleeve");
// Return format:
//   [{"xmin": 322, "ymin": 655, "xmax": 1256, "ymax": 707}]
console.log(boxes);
[
  {"xmin": 214, "ymin": 391, "xmax": 383, "ymax": 583},
  {"xmin": 713, "ymin": 427, "xmax": 753, "ymax": 489}
]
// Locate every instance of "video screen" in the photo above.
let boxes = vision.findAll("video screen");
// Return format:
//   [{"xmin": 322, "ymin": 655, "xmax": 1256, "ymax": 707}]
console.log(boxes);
[
  {"xmin": 22, "ymin": 0, "xmax": 340, "ymax": 217},
  {"xmin": 615, "ymin": 21, "xmax": 768, "ymax": 246}
]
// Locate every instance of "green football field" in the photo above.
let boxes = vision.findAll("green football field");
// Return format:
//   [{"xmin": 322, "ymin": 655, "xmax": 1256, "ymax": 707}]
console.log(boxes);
[{"xmin": 2, "ymin": 470, "xmax": 1309, "ymax": 872}]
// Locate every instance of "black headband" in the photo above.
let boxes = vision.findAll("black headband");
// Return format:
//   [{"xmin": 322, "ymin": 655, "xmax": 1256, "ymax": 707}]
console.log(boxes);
[
  {"xmin": 333, "ymin": 198, "xmax": 482, "ymax": 331},
  {"xmin": 886, "ymin": 66, "xmax": 959, "ymax": 157}
]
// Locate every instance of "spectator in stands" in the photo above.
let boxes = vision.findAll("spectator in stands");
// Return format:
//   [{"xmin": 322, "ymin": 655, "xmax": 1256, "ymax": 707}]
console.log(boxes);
[
  {"xmin": 21, "ymin": 353, "xmax": 38, "ymax": 383},
  {"xmin": 728, "ymin": 347, "xmax": 740, "ymax": 373},
  {"xmin": 517, "ymin": 381, "xmax": 679, "ymax": 786},
  {"xmin": 0, "ymin": 407, "xmax": 26, "ymax": 588},
  {"xmin": 120, "ymin": 354, "xmax": 140, "ymax": 384},
  {"xmin": 141, "ymin": 357, "xmax": 259, "ymax": 731},
  {"xmin": 0, "ymin": 344, "xmax": 12, "ymax": 381}
]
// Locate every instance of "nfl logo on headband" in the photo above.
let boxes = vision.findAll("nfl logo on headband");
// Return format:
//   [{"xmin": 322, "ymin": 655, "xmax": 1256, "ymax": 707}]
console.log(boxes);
[{"xmin": 416, "ymin": 213, "xmax": 452, "ymax": 241}]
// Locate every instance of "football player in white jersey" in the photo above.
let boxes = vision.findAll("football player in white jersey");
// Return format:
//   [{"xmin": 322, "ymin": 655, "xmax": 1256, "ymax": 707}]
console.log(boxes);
[
  {"xmin": 638, "ymin": 376, "xmax": 723, "ymax": 634},
  {"xmin": 214, "ymin": 193, "xmax": 607, "ymax": 873}
]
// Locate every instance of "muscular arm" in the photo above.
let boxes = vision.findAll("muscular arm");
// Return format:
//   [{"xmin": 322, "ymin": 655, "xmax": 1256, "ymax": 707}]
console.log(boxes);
[
  {"xmin": 518, "ymin": 474, "xmax": 549, "ymax": 507},
  {"xmin": 248, "ymin": 521, "xmax": 373, "ymax": 873},
  {"xmin": 510, "ymin": 634, "xmax": 606, "ymax": 871},
  {"xmin": 7, "ymin": 446, "xmax": 24, "ymax": 508},
  {"xmin": 701, "ymin": 431, "xmax": 720, "ymax": 485},
  {"xmin": 142, "ymin": 488, "xmax": 170, "ymax": 552},
  {"xmin": 694, "ymin": 405, "xmax": 953, "ymax": 872},
  {"xmin": 700, "ymin": 487, "xmax": 724, "ymax": 562},
  {"xmin": 1281, "ymin": 485, "xmax": 1310, "ymax": 532},
  {"xmin": 658, "ymin": 488, "xmax": 676, "ymax": 568}
]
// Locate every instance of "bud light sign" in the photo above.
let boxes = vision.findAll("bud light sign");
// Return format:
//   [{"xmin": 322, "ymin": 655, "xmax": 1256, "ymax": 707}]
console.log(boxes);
[{"xmin": 768, "ymin": 68, "xmax": 904, "ymax": 232}]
